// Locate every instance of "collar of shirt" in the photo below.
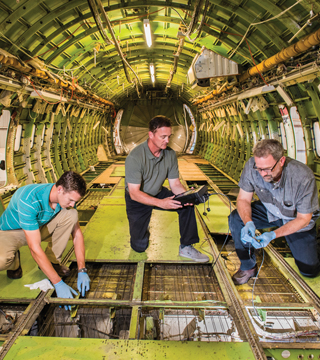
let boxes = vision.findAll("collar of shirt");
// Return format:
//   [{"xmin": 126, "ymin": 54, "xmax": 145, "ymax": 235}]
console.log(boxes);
[
  {"xmin": 272, "ymin": 159, "xmax": 288, "ymax": 190},
  {"xmin": 144, "ymin": 140, "xmax": 163, "ymax": 163}
]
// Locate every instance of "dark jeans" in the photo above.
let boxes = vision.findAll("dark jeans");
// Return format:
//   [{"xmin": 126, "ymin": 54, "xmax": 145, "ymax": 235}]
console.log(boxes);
[
  {"xmin": 125, "ymin": 187, "xmax": 199, "ymax": 252},
  {"xmin": 228, "ymin": 201, "xmax": 320, "ymax": 277}
]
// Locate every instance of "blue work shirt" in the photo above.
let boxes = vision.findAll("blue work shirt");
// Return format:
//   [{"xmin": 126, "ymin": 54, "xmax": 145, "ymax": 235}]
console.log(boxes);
[
  {"xmin": 239, "ymin": 157, "xmax": 319, "ymax": 232},
  {"xmin": 0, "ymin": 183, "xmax": 61, "ymax": 231}
]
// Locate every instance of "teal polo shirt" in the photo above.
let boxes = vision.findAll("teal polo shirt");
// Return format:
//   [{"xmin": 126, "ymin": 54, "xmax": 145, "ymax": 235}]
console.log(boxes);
[
  {"xmin": 0, "ymin": 183, "xmax": 61, "ymax": 231},
  {"xmin": 125, "ymin": 140, "xmax": 179, "ymax": 196}
]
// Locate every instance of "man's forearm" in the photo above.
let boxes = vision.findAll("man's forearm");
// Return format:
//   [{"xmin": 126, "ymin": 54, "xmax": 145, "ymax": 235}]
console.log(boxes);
[
  {"xmin": 274, "ymin": 217, "xmax": 311, "ymax": 238},
  {"xmin": 73, "ymin": 237, "xmax": 86, "ymax": 270},
  {"xmin": 236, "ymin": 199, "xmax": 253, "ymax": 225},
  {"xmin": 170, "ymin": 182, "xmax": 187, "ymax": 195},
  {"xmin": 129, "ymin": 189, "xmax": 163, "ymax": 207},
  {"xmin": 72, "ymin": 222, "xmax": 86, "ymax": 270}
]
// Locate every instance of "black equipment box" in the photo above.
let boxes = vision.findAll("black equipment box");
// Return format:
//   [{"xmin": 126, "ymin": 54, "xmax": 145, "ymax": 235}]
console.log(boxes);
[{"xmin": 174, "ymin": 185, "xmax": 209, "ymax": 205}]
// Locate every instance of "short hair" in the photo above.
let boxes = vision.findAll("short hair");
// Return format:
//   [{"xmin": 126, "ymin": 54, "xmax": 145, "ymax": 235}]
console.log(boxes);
[
  {"xmin": 56, "ymin": 171, "xmax": 86, "ymax": 197},
  {"xmin": 253, "ymin": 139, "xmax": 284, "ymax": 160},
  {"xmin": 149, "ymin": 115, "xmax": 172, "ymax": 133}
]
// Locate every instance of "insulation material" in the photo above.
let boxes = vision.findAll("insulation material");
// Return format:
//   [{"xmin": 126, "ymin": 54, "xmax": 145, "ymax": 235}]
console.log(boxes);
[
  {"xmin": 160, "ymin": 310, "xmax": 241, "ymax": 342},
  {"xmin": 248, "ymin": 309, "xmax": 320, "ymax": 343},
  {"xmin": 53, "ymin": 307, "xmax": 113, "ymax": 339}
]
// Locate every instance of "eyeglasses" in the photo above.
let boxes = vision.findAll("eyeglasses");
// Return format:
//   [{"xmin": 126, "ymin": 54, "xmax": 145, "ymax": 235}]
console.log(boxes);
[{"xmin": 253, "ymin": 158, "xmax": 280, "ymax": 173}]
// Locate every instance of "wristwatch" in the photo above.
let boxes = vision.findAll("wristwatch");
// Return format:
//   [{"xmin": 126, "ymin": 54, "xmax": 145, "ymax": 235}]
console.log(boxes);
[{"xmin": 78, "ymin": 267, "xmax": 88, "ymax": 273}]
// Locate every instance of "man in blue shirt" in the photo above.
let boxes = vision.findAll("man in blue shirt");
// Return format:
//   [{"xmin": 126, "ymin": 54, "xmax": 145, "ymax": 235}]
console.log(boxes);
[
  {"xmin": 0, "ymin": 171, "xmax": 90, "ymax": 305},
  {"xmin": 229, "ymin": 139, "xmax": 320, "ymax": 285}
]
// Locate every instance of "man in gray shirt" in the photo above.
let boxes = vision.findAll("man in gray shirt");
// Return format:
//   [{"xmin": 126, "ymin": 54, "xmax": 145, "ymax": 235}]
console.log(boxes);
[
  {"xmin": 125, "ymin": 115, "xmax": 209, "ymax": 262},
  {"xmin": 229, "ymin": 139, "xmax": 320, "ymax": 285}
]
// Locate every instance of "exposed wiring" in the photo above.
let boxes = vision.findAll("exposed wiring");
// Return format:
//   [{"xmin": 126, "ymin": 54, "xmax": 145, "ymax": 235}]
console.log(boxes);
[
  {"xmin": 0, "ymin": 29, "xmax": 114, "ymax": 96},
  {"xmin": 199, "ymin": 192, "xmax": 232, "ymax": 268},
  {"xmin": 251, "ymin": 248, "xmax": 265, "ymax": 322},
  {"xmin": 201, "ymin": 190, "xmax": 265, "ymax": 322},
  {"xmin": 28, "ymin": 108, "xmax": 38, "ymax": 120},
  {"xmin": 0, "ymin": 308, "xmax": 13, "ymax": 324},
  {"xmin": 25, "ymin": 22, "xmax": 87, "ymax": 62},
  {"xmin": 22, "ymin": 74, "xmax": 64, "ymax": 105},
  {"xmin": 170, "ymin": 8, "xmax": 188, "ymax": 28},
  {"xmin": 228, "ymin": 0, "xmax": 304, "ymax": 59}
]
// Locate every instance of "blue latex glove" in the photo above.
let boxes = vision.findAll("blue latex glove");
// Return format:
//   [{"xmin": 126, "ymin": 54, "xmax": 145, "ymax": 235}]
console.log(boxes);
[
  {"xmin": 240, "ymin": 221, "xmax": 256, "ymax": 245},
  {"xmin": 251, "ymin": 231, "xmax": 276, "ymax": 249},
  {"xmin": 54, "ymin": 280, "xmax": 78, "ymax": 311},
  {"xmin": 77, "ymin": 272, "xmax": 91, "ymax": 297}
]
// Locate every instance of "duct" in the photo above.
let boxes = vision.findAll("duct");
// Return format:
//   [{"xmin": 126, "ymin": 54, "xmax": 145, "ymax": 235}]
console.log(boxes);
[
  {"xmin": 181, "ymin": 0, "xmax": 210, "ymax": 43},
  {"xmin": 89, "ymin": 0, "xmax": 143, "ymax": 93},
  {"xmin": 87, "ymin": 0, "xmax": 113, "ymax": 45},
  {"xmin": 165, "ymin": 36, "xmax": 185, "ymax": 91},
  {"xmin": 192, "ymin": 81, "xmax": 233, "ymax": 105},
  {"xmin": 239, "ymin": 27, "xmax": 320, "ymax": 83}
]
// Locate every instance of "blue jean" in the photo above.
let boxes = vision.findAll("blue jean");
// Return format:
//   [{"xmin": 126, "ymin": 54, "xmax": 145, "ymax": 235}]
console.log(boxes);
[
  {"xmin": 228, "ymin": 201, "xmax": 320, "ymax": 277},
  {"xmin": 125, "ymin": 187, "xmax": 199, "ymax": 252}
]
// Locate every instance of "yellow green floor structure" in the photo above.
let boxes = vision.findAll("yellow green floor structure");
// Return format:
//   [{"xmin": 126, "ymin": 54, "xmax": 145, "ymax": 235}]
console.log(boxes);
[{"xmin": 1, "ymin": 159, "xmax": 320, "ymax": 360}]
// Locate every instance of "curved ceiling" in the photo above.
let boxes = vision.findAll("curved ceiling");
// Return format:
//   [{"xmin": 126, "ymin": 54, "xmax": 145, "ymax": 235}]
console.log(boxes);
[{"xmin": 0, "ymin": 0, "xmax": 318, "ymax": 107}]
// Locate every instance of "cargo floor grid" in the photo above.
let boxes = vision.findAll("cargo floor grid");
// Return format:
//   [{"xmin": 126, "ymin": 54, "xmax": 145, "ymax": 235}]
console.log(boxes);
[
  {"xmin": 64, "ymin": 263, "xmax": 136, "ymax": 300},
  {"xmin": 142, "ymin": 263, "xmax": 225, "ymax": 302}
]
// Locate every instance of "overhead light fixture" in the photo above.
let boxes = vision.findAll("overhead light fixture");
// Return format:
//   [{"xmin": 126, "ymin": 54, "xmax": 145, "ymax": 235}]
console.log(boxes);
[
  {"xmin": 149, "ymin": 63, "xmax": 155, "ymax": 84},
  {"xmin": 143, "ymin": 19, "xmax": 152, "ymax": 47},
  {"xmin": 149, "ymin": 63, "xmax": 155, "ymax": 76}
]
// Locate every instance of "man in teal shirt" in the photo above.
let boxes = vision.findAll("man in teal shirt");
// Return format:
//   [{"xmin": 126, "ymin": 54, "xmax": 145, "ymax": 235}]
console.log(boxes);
[{"xmin": 0, "ymin": 171, "xmax": 90, "ymax": 307}]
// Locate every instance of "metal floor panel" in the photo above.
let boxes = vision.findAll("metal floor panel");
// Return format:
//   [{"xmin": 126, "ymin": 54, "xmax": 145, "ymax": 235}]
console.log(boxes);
[
  {"xmin": 142, "ymin": 264, "xmax": 224, "ymax": 302},
  {"xmin": 3, "ymin": 337, "xmax": 256, "ymax": 360},
  {"xmin": 226, "ymin": 251, "xmax": 303, "ymax": 304},
  {"xmin": 63, "ymin": 263, "xmax": 136, "ymax": 301},
  {"xmin": 77, "ymin": 201, "xmax": 212, "ymax": 262}
]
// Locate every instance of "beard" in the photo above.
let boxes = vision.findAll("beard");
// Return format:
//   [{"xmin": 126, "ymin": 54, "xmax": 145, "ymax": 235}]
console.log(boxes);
[{"xmin": 263, "ymin": 174, "xmax": 273, "ymax": 182}]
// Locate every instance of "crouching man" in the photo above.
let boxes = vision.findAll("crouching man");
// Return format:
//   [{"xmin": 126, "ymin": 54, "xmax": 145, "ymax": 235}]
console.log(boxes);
[{"xmin": 0, "ymin": 171, "xmax": 90, "ymax": 303}]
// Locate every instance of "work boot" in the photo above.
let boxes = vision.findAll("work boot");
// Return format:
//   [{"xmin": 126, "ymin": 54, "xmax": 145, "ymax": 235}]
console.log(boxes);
[
  {"xmin": 179, "ymin": 245, "xmax": 209, "ymax": 263},
  {"xmin": 51, "ymin": 263, "xmax": 71, "ymax": 277},
  {"xmin": 232, "ymin": 265, "xmax": 258, "ymax": 285},
  {"xmin": 7, "ymin": 250, "xmax": 23, "ymax": 279}
]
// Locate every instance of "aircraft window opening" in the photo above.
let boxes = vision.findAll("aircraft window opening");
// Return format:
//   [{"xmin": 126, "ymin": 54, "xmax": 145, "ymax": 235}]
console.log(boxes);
[
  {"xmin": 280, "ymin": 122, "xmax": 287, "ymax": 150},
  {"xmin": 113, "ymin": 109, "xmax": 124, "ymax": 155},
  {"xmin": 41, "ymin": 125, "xmax": 46, "ymax": 146},
  {"xmin": 14, "ymin": 124, "xmax": 22, "ymax": 152},
  {"xmin": 30, "ymin": 124, "xmax": 36, "ymax": 149},
  {"xmin": 184, "ymin": 104, "xmax": 197, "ymax": 154},
  {"xmin": 313, "ymin": 121, "xmax": 320, "ymax": 157},
  {"xmin": 290, "ymin": 106, "xmax": 306, "ymax": 164},
  {"xmin": 279, "ymin": 105, "xmax": 295, "ymax": 159},
  {"xmin": 0, "ymin": 110, "xmax": 10, "ymax": 185}
]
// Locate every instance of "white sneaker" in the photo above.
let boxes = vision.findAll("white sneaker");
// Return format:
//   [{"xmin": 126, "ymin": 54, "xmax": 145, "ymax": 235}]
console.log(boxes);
[{"xmin": 179, "ymin": 245, "xmax": 209, "ymax": 263}]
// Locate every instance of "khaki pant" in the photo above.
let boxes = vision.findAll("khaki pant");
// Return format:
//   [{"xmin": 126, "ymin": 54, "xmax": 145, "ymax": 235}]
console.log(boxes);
[{"xmin": 0, "ymin": 208, "xmax": 78, "ymax": 271}]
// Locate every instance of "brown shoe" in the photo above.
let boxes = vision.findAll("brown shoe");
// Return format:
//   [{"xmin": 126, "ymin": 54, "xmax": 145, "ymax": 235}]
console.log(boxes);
[
  {"xmin": 7, "ymin": 250, "xmax": 23, "ymax": 279},
  {"xmin": 232, "ymin": 265, "xmax": 258, "ymax": 285},
  {"xmin": 51, "ymin": 263, "xmax": 71, "ymax": 277}
]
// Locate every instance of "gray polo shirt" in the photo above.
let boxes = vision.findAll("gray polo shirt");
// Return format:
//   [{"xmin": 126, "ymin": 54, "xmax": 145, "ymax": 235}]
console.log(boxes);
[
  {"xmin": 238, "ymin": 157, "xmax": 319, "ymax": 232},
  {"xmin": 125, "ymin": 140, "xmax": 179, "ymax": 196}
]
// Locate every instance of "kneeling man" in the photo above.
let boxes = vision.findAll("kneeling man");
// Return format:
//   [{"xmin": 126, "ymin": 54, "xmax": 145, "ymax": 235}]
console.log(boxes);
[
  {"xmin": 229, "ymin": 139, "xmax": 320, "ymax": 285},
  {"xmin": 125, "ymin": 115, "xmax": 209, "ymax": 262}
]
